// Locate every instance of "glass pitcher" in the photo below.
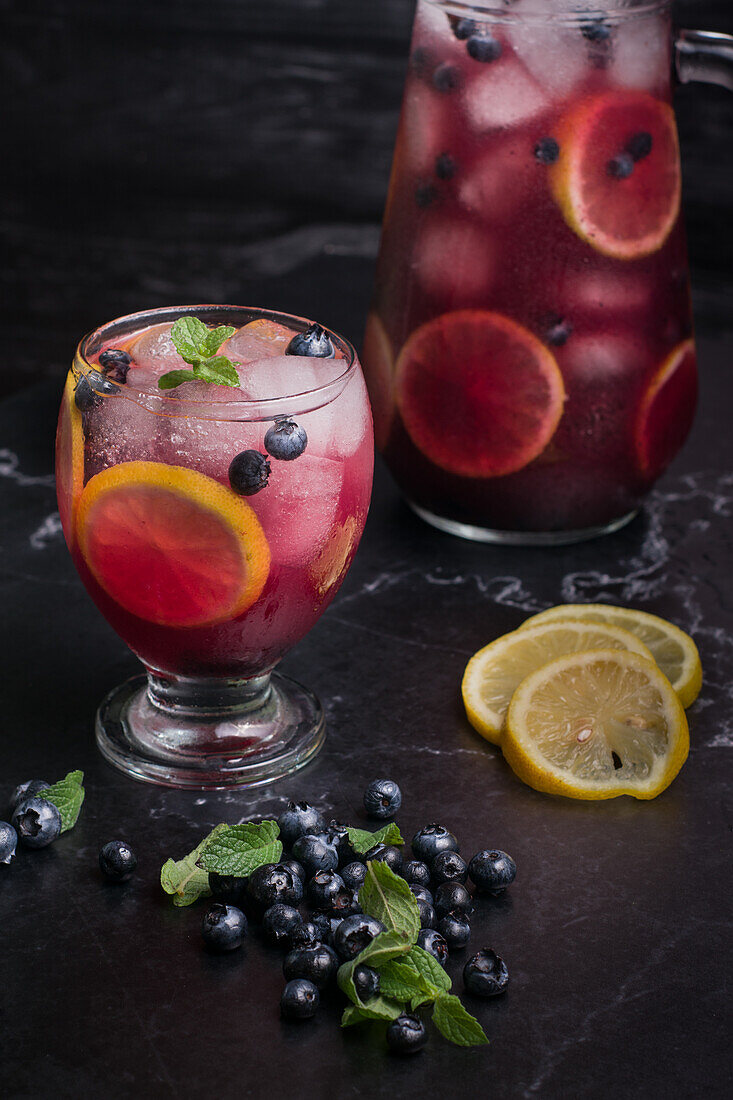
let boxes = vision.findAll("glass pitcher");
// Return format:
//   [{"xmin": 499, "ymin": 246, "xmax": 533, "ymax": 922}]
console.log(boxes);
[{"xmin": 362, "ymin": 0, "xmax": 733, "ymax": 544}]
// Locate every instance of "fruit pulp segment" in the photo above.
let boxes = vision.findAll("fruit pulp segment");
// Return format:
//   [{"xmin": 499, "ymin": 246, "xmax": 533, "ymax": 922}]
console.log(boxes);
[
  {"xmin": 56, "ymin": 316, "xmax": 373, "ymax": 677},
  {"xmin": 362, "ymin": 1, "xmax": 697, "ymax": 534}
]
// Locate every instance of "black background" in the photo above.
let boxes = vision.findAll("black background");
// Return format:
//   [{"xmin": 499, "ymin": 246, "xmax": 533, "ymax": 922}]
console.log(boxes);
[{"xmin": 2, "ymin": 0, "xmax": 732, "ymax": 397}]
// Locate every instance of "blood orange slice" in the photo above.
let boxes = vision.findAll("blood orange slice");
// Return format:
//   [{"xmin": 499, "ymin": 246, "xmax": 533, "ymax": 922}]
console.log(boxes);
[
  {"xmin": 55, "ymin": 371, "xmax": 85, "ymax": 549},
  {"xmin": 550, "ymin": 91, "xmax": 681, "ymax": 260},
  {"xmin": 395, "ymin": 311, "xmax": 565, "ymax": 478},
  {"xmin": 361, "ymin": 313, "xmax": 395, "ymax": 451},
  {"xmin": 76, "ymin": 461, "xmax": 270, "ymax": 627},
  {"xmin": 635, "ymin": 339, "xmax": 697, "ymax": 481}
]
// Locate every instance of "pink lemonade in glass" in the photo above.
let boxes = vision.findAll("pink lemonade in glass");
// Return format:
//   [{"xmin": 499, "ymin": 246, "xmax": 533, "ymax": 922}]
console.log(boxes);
[
  {"xmin": 56, "ymin": 306, "xmax": 373, "ymax": 787},
  {"xmin": 363, "ymin": 0, "xmax": 698, "ymax": 543}
]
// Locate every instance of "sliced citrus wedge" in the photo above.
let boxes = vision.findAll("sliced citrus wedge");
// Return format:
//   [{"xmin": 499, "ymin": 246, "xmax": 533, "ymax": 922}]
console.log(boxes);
[
  {"xmin": 395, "ymin": 310, "xmax": 565, "ymax": 477},
  {"xmin": 55, "ymin": 370, "xmax": 85, "ymax": 550},
  {"xmin": 76, "ymin": 461, "xmax": 270, "ymax": 627},
  {"xmin": 361, "ymin": 313, "xmax": 395, "ymax": 451},
  {"xmin": 521, "ymin": 604, "xmax": 702, "ymax": 708},
  {"xmin": 503, "ymin": 650, "xmax": 689, "ymax": 800},
  {"xmin": 462, "ymin": 620, "xmax": 655, "ymax": 745},
  {"xmin": 635, "ymin": 339, "xmax": 698, "ymax": 482},
  {"xmin": 550, "ymin": 91, "xmax": 681, "ymax": 260}
]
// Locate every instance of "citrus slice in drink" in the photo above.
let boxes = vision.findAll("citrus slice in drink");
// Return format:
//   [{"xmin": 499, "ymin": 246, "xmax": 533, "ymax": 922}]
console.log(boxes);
[
  {"xmin": 521, "ymin": 604, "xmax": 702, "ymax": 708},
  {"xmin": 76, "ymin": 461, "xmax": 270, "ymax": 627},
  {"xmin": 395, "ymin": 311, "xmax": 565, "ymax": 477},
  {"xmin": 550, "ymin": 91, "xmax": 681, "ymax": 259},
  {"xmin": 635, "ymin": 339, "xmax": 698, "ymax": 482},
  {"xmin": 56, "ymin": 371, "xmax": 85, "ymax": 549},
  {"xmin": 503, "ymin": 650, "xmax": 689, "ymax": 800},
  {"xmin": 462, "ymin": 620, "xmax": 655, "ymax": 745},
  {"xmin": 361, "ymin": 313, "xmax": 395, "ymax": 450}
]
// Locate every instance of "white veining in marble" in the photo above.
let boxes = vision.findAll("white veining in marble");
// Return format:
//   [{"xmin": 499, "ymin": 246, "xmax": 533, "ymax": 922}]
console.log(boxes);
[
  {"xmin": 30, "ymin": 511, "xmax": 63, "ymax": 549},
  {"xmin": 0, "ymin": 448, "xmax": 55, "ymax": 488}
]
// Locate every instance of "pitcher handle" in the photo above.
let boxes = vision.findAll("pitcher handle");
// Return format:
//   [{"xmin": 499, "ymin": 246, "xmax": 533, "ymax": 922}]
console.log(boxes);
[{"xmin": 675, "ymin": 29, "xmax": 733, "ymax": 92}]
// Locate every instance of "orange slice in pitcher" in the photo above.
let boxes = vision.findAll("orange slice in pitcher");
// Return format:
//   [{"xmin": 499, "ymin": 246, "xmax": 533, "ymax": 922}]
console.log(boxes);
[
  {"xmin": 395, "ymin": 310, "xmax": 565, "ymax": 477},
  {"xmin": 76, "ymin": 461, "xmax": 270, "ymax": 627},
  {"xmin": 550, "ymin": 91, "xmax": 681, "ymax": 260},
  {"xmin": 56, "ymin": 371, "xmax": 85, "ymax": 549},
  {"xmin": 635, "ymin": 339, "xmax": 698, "ymax": 481}
]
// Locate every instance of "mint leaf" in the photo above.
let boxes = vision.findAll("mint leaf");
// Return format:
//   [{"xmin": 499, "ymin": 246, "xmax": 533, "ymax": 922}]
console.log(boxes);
[
  {"xmin": 158, "ymin": 369, "xmax": 198, "ymax": 390},
  {"xmin": 193, "ymin": 357, "xmax": 240, "ymax": 387},
  {"xmin": 200, "ymin": 325, "xmax": 235, "ymax": 358},
  {"xmin": 198, "ymin": 820, "xmax": 282, "ymax": 877},
  {"xmin": 171, "ymin": 316, "xmax": 214, "ymax": 364},
  {"xmin": 341, "ymin": 999, "xmax": 403, "ymax": 1027},
  {"xmin": 406, "ymin": 945, "xmax": 452, "ymax": 996},
  {"xmin": 377, "ymin": 958, "xmax": 431, "ymax": 1003},
  {"xmin": 39, "ymin": 770, "xmax": 84, "ymax": 832},
  {"xmin": 432, "ymin": 994, "xmax": 489, "ymax": 1047},
  {"xmin": 346, "ymin": 823, "xmax": 404, "ymax": 856},
  {"xmin": 160, "ymin": 823, "xmax": 227, "ymax": 907},
  {"xmin": 359, "ymin": 860, "xmax": 420, "ymax": 940},
  {"xmin": 337, "ymin": 930, "xmax": 412, "ymax": 1007}
]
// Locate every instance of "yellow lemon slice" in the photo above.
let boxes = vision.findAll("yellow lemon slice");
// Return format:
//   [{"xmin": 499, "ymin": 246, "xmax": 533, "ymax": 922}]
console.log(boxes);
[
  {"xmin": 462, "ymin": 621, "xmax": 655, "ymax": 745},
  {"xmin": 521, "ymin": 604, "xmax": 702, "ymax": 708},
  {"xmin": 503, "ymin": 650, "xmax": 689, "ymax": 800}
]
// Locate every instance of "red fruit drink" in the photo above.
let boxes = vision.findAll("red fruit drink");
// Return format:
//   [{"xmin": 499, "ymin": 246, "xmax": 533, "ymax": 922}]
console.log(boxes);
[{"xmin": 363, "ymin": 0, "xmax": 697, "ymax": 542}]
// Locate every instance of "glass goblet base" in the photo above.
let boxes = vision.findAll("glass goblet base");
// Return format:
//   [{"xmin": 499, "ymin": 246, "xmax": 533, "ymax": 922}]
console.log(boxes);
[{"xmin": 95, "ymin": 670, "xmax": 325, "ymax": 789}]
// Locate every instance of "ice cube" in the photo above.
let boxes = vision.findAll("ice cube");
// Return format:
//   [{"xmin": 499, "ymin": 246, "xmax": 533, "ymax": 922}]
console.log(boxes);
[
  {"xmin": 298, "ymin": 369, "xmax": 372, "ymax": 461},
  {"xmin": 562, "ymin": 269, "xmax": 653, "ymax": 318},
  {"xmin": 463, "ymin": 57, "xmax": 549, "ymax": 132},
  {"xmin": 222, "ymin": 319, "xmax": 293, "ymax": 365},
  {"xmin": 458, "ymin": 132, "xmax": 537, "ymax": 222},
  {"xmin": 127, "ymin": 323, "xmax": 186, "ymax": 385},
  {"xmin": 414, "ymin": 216, "xmax": 496, "ymax": 303},
  {"xmin": 401, "ymin": 81, "xmax": 452, "ymax": 177},
  {"xmin": 508, "ymin": 22, "xmax": 590, "ymax": 96},
  {"xmin": 558, "ymin": 331, "xmax": 648, "ymax": 387},
  {"xmin": 234, "ymin": 355, "xmax": 340, "ymax": 403},
  {"xmin": 610, "ymin": 15, "xmax": 670, "ymax": 94},
  {"xmin": 248, "ymin": 454, "xmax": 344, "ymax": 566}
]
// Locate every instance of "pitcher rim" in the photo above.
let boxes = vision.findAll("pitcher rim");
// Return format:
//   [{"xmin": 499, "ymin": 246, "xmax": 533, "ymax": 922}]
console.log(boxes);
[{"xmin": 424, "ymin": 1, "xmax": 670, "ymax": 25}]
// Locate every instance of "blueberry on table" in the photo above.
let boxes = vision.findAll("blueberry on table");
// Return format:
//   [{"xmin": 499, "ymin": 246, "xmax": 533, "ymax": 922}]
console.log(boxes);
[
  {"xmin": 0, "ymin": 821, "xmax": 18, "ymax": 864},
  {"xmin": 228, "ymin": 450, "xmax": 271, "ymax": 496},
  {"xmin": 99, "ymin": 348, "xmax": 132, "ymax": 384},
  {"xmin": 264, "ymin": 418, "xmax": 308, "ymax": 461},
  {"xmin": 292, "ymin": 834, "xmax": 339, "ymax": 876},
  {"xmin": 353, "ymin": 964, "xmax": 381, "ymax": 1001},
  {"xmin": 387, "ymin": 1014, "xmax": 428, "ymax": 1055},
  {"xmin": 320, "ymin": 820, "xmax": 353, "ymax": 866},
  {"xmin": 431, "ymin": 850, "xmax": 468, "ymax": 886},
  {"xmin": 281, "ymin": 978, "xmax": 320, "ymax": 1020},
  {"xmin": 437, "ymin": 911, "xmax": 471, "ymax": 950},
  {"xmin": 201, "ymin": 903, "xmax": 247, "ymax": 952},
  {"xmin": 277, "ymin": 801, "xmax": 326, "ymax": 847},
  {"xmin": 468, "ymin": 849, "xmax": 517, "ymax": 894},
  {"xmin": 466, "ymin": 34, "xmax": 503, "ymax": 63},
  {"xmin": 12, "ymin": 798, "xmax": 61, "ymax": 849},
  {"xmin": 364, "ymin": 843, "xmax": 403, "ymax": 874},
  {"xmin": 209, "ymin": 872, "xmax": 248, "ymax": 905},
  {"xmin": 328, "ymin": 887, "xmax": 361, "ymax": 918},
  {"xmin": 307, "ymin": 870, "xmax": 346, "ymax": 911},
  {"xmin": 401, "ymin": 860, "xmax": 431, "ymax": 888},
  {"xmin": 363, "ymin": 778, "xmax": 402, "ymax": 820},
  {"xmin": 8, "ymin": 780, "xmax": 49, "ymax": 816},
  {"xmin": 248, "ymin": 862, "xmax": 304, "ymax": 910},
  {"xmin": 463, "ymin": 949, "xmax": 509, "ymax": 997},
  {"xmin": 288, "ymin": 921, "xmax": 321, "ymax": 950},
  {"xmin": 262, "ymin": 903, "xmax": 303, "ymax": 948},
  {"xmin": 333, "ymin": 914, "xmax": 386, "ymax": 962},
  {"xmin": 409, "ymin": 884, "xmax": 433, "ymax": 906},
  {"xmin": 283, "ymin": 943, "xmax": 339, "ymax": 989},
  {"xmin": 434, "ymin": 881, "xmax": 473, "ymax": 919},
  {"xmin": 279, "ymin": 859, "xmax": 306, "ymax": 885},
  {"xmin": 310, "ymin": 912, "xmax": 333, "ymax": 944},
  {"xmin": 99, "ymin": 840, "xmax": 137, "ymax": 882},
  {"xmin": 341, "ymin": 861, "xmax": 368, "ymax": 892},
  {"xmin": 411, "ymin": 824, "xmax": 459, "ymax": 862},
  {"xmin": 416, "ymin": 928, "xmax": 449, "ymax": 967},
  {"xmin": 417, "ymin": 900, "xmax": 437, "ymax": 930},
  {"xmin": 286, "ymin": 323, "xmax": 335, "ymax": 359}
]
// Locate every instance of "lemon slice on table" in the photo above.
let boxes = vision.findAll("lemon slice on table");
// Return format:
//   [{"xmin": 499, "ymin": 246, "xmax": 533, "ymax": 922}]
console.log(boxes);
[
  {"xmin": 503, "ymin": 650, "xmax": 689, "ymax": 800},
  {"xmin": 521, "ymin": 604, "xmax": 702, "ymax": 708},
  {"xmin": 462, "ymin": 621, "xmax": 655, "ymax": 745}
]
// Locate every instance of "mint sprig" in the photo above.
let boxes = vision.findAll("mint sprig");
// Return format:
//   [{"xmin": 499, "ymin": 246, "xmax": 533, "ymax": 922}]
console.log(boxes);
[
  {"xmin": 197, "ymin": 820, "xmax": 282, "ymax": 877},
  {"xmin": 160, "ymin": 823, "xmax": 228, "ymax": 907},
  {"xmin": 39, "ymin": 770, "xmax": 85, "ymax": 832},
  {"xmin": 340, "ymin": 859, "xmax": 489, "ymax": 1048},
  {"xmin": 158, "ymin": 316, "xmax": 239, "ymax": 390},
  {"xmin": 346, "ymin": 822, "xmax": 403, "ymax": 856}
]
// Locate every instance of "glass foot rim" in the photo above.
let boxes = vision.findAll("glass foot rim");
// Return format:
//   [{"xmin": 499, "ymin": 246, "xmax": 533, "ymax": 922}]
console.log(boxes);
[
  {"xmin": 95, "ymin": 672, "xmax": 325, "ymax": 790},
  {"xmin": 408, "ymin": 502, "xmax": 639, "ymax": 546}
]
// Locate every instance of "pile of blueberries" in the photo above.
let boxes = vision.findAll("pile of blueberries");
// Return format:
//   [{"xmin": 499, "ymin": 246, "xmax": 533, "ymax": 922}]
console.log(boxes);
[{"xmin": 200, "ymin": 779, "xmax": 514, "ymax": 1054}]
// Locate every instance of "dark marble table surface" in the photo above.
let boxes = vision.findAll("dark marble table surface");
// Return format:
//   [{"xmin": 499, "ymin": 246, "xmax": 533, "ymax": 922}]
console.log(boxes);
[{"xmin": 1, "ymin": 259, "xmax": 732, "ymax": 1099}]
